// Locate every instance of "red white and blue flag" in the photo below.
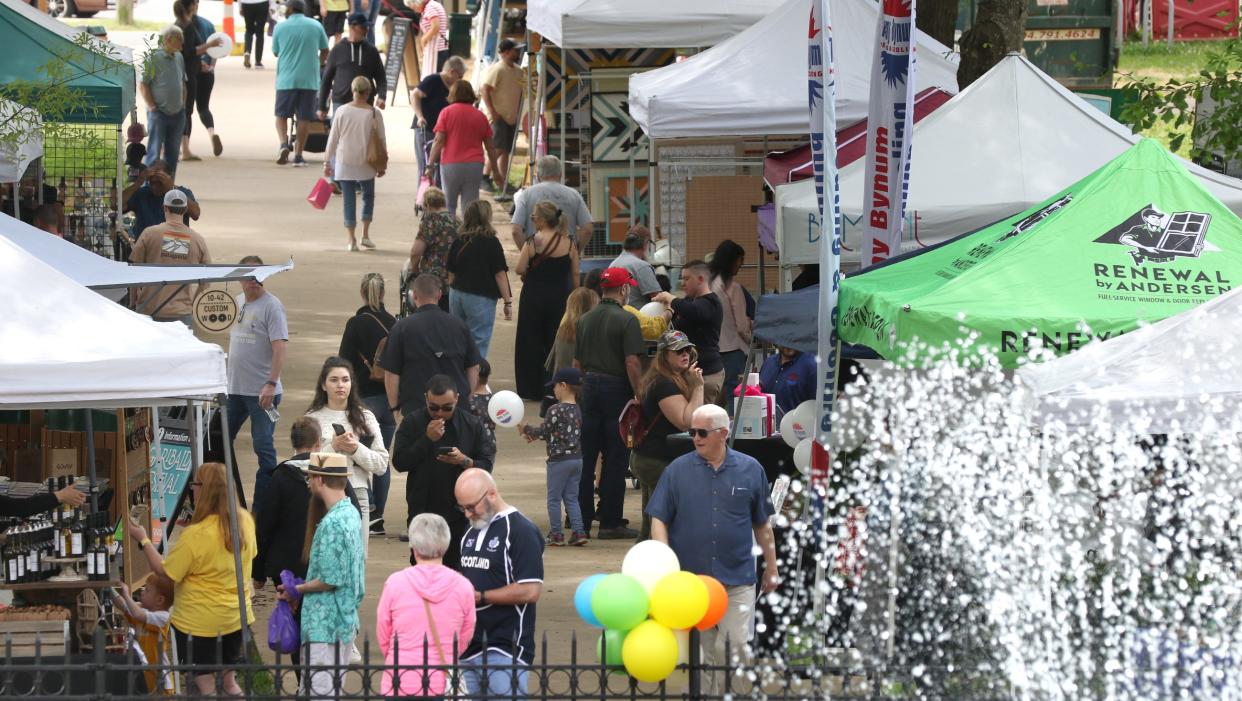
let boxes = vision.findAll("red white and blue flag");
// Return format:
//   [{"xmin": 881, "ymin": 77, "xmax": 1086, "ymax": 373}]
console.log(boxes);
[{"xmin": 862, "ymin": 0, "xmax": 918, "ymax": 265}]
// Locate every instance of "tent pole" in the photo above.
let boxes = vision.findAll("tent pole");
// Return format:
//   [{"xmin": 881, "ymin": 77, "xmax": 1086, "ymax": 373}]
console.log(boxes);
[
  {"xmin": 84, "ymin": 410, "xmax": 99, "ymax": 514},
  {"xmin": 216, "ymin": 396, "xmax": 251, "ymax": 654},
  {"xmin": 559, "ymin": 45, "xmax": 567, "ymax": 168}
]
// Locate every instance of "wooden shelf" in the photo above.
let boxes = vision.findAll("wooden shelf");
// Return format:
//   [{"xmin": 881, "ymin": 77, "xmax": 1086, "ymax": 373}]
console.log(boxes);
[{"xmin": 0, "ymin": 580, "xmax": 119, "ymax": 592}]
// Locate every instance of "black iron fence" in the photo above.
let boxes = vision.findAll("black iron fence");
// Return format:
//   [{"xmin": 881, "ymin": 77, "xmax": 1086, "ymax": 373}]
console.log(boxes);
[{"xmin": 0, "ymin": 627, "xmax": 979, "ymax": 701}]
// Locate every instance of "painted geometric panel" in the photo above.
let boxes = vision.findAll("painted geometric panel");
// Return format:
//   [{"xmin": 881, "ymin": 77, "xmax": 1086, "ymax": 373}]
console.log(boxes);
[
  {"xmin": 604, "ymin": 174, "xmax": 650, "ymax": 245},
  {"xmin": 591, "ymin": 93, "xmax": 649, "ymax": 163}
]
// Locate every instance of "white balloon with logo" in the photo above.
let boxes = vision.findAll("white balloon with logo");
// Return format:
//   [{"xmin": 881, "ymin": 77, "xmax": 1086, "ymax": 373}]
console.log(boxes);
[{"xmin": 487, "ymin": 390, "xmax": 524, "ymax": 428}]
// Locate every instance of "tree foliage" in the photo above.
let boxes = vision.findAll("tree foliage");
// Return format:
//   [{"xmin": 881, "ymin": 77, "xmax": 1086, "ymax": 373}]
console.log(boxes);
[{"xmin": 1117, "ymin": 38, "xmax": 1242, "ymax": 166}]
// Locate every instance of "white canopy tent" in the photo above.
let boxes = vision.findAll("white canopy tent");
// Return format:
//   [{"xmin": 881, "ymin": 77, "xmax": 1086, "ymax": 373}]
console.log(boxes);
[
  {"xmin": 628, "ymin": 0, "xmax": 959, "ymax": 139},
  {"xmin": 1017, "ymin": 285, "xmax": 1242, "ymax": 433},
  {"xmin": 0, "ymin": 231, "xmax": 226, "ymax": 409},
  {"xmin": 0, "ymin": 99, "xmax": 41, "ymax": 183},
  {"xmin": 1, "ymin": 212, "xmax": 293, "ymax": 291},
  {"xmin": 527, "ymin": 0, "xmax": 772, "ymax": 49},
  {"xmin": 773, "ymin": 55, "xmax": 1242, "ymax": 269}
]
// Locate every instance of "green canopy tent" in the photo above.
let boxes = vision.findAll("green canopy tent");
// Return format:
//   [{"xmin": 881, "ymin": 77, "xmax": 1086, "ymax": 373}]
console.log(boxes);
[
  {"xmin": 839, "ymin": 139, "xmax": 1242, "ymax": 368},
  {"xmin": 0, "ymin": 0, "xmax": 135, "ymax": 124}
]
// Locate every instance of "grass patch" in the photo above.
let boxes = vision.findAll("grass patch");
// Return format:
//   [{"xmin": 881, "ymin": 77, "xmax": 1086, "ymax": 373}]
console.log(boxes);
[
  {"xmin": 62, "ymin": 17, "xmax": 164, "ymax": 33},
  {"xmin": 1115, "ymin": 39, "xmax": 1238, "ymax": 157}
]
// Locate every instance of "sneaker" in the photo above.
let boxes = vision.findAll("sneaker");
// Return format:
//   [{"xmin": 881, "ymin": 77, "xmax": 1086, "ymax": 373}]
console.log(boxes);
[
  {"xmin": 369, "ymin": 518, "xmax": 385, "ymax": 536},
  {"xmin": 255, "ymin": 61, "xmax": 265, "ymax": 69},
  {"xmin": 480, "ymin": 176, "xmax": 496, "ymax": 192},
  {"xmin": 597, "ymin": 526, "xmax": 638, "ymax": 540},
  {"xmin": 212, "ymin": 134, "xmax": 223, "ymax": 157},
  {"xmin": 545, "ymin": 532, "xmax": 566, "ymax": 547},
  {"xmin": 398, "ymin": 533, "xmax": 410, "ymax": 542},
  {"xmin": 347, "ymin": 242, "xmax": 359, "ymax": 252},
  {"xmin": 276, "ymin": 143, "xmax": 291, "ymax": 165},
  {"xmin": 360, "ymin": 237, "xmax": 376, "ymax": 249},
  {"xmin": 292, "ymin": 154, "xmax": 307, "ymax": 167},
  {"xmin": 569, "ymin": 531, "xmax": 590, "ymax": 546},
  {"xmin": 243, "ymin": 53, "xmax": 251, "ymax": 69}
]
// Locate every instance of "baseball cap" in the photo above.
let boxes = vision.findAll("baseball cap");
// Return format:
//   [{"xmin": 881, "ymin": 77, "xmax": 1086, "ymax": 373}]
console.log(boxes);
[
  {"xmin": 657, "ymin": 330, "xmax": 695, "ymax": 352},
  {"xmin": 546, "ymin": 367, "xmax": 584, "ymax": 387},
  {"xmin": 163, "ymin": 189, "xmax": 188, "ymax": 208},
  {"xmin": 347, "ymin": 12, "xmax": 368, "ymax": 25},
  {"xmin": 599, "ymin": 267, "xmax": 637, "ymax": 288},
  {"xmin": 498, "ymin": 38, "xmax": 526, "ymax": 53}
]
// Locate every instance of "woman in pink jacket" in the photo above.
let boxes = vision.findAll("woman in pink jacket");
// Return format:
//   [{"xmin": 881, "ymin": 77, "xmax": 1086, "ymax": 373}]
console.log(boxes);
[{"xmin": 377, "ymin": 513, "xmax": 476, "ymax": 697}]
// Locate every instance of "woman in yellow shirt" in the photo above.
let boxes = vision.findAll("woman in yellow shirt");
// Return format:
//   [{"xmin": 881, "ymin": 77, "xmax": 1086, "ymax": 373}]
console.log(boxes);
[{"xmin": 129, "ymin": 462, "xmax": 257, "ymax": 696}]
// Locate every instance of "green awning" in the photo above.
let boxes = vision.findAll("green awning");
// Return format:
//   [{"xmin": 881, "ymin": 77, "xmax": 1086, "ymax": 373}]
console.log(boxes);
[
  {"xmin": 839, "ymin": 139, "xmax": 1242, "ymax": 367},
  {"xmin": 0, "ymin": 0, "xmax": 134, "ymax": 124}
]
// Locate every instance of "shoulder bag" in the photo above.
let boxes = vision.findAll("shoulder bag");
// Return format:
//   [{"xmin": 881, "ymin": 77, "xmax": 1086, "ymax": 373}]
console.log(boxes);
[
  {"xmin": 367, "ymin": 107, "xmax": 389, "ymax": 173},
  {"xmin": 421, "ymin": 596, "xmax": 468, "ymax": 698},
  {"xmin": 359, "ymin": 313, "xmax": 390, "ymax": 382},
  {"xmin": 520, "ymin": 230, "xmax": 563, "ymax": 282}
]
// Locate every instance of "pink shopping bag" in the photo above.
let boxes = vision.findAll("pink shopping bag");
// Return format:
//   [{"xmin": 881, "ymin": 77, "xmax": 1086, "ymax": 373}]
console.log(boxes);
[
  {"xmin": 307, "ymin": 177, "xmax": 333, "ymax": 210},
  {"xmin": 417, "ymin": 174, "xmax": 431, "ymax": 206}
]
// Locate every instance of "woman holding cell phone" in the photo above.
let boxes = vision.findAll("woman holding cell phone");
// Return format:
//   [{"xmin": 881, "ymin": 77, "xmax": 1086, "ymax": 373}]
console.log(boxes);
[{"xmin": 305, "ymin": 356, "xmax": 389, "ymax": 555}]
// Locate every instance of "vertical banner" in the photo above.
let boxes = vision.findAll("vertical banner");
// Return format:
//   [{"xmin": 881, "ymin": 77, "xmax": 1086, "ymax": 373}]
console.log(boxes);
[
  {"xmin": 862, "ymin": 0, "xmax": 918, "ymax": 265},
  {"xmin": 807, "ymin": 0, "xmax": 842, "ymax": 491}
]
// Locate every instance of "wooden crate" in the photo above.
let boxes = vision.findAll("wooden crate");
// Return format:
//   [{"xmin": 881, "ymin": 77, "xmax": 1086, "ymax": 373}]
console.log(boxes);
[{"xmin": 0, "ymin": 619, "xmax": 70, "ymax": 658}]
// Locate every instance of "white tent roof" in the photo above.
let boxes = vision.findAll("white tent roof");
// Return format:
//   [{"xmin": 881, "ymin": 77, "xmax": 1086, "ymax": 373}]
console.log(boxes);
[
  {"xmin": 774, "ymin": 55, "xmax": 1242, "ymax": 265},
  {"xmin": 527, "ymin": 0, "xmax": 772, "ymax": 48},
  {"xmin": 1017, "ymin": 285, "xmax": 1242, "ymax": 432},
  {"xmin": 628, "ymin": 0, "xmax": 959, "ymax": 139},
  {"xmin": 0, "ymin": 231, "xmax": 227, "ymax": 409},
  {"xmin": 1, "ymin": 213, "xmax": 293, "ymax": 290},
  {"xmin": 0, "ymin": 99, "xmax": 41, "ymax": 183}
]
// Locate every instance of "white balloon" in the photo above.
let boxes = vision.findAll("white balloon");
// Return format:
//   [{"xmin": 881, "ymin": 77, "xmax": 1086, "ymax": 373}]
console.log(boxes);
[
  {"xmin": 205, "ymin": 32, "xmax": 233, "ymax": 59},
  {"xmin": 778, "ymin": 411, "xmax": 801, "ymax": 448},
  {"xmin": 621, "ymin": 540, "xmax": 680, "ymax": 594},
  {"xmin": 778, "ymin": 403, "xmax": 814, "ymax": 448},
  {"xmin": 487, "ymin": 390, "xmax": 524, "ymax": 428},
  {"xmin": 638, "ymin": 301, "xmax": 665, "ymax": 318},
  {"xmin": 793, "ymin": 438, "xmax": 814, "ymax": 476}
]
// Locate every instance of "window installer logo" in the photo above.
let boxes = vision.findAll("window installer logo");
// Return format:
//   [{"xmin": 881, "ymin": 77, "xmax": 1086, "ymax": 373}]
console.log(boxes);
[{"xmin": 1094, "ymin": 204, "xmax": 1212, "ymax": 266}]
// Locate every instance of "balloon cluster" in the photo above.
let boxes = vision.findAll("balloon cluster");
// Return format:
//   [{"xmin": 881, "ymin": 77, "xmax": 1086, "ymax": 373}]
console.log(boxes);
[
  {"xmin": 573, "ymin": 541, "xmax": 727, "ymax": 683},
  {"xmin": 778, "ymin": 400, "xmax": 816, "ymax": 475}
]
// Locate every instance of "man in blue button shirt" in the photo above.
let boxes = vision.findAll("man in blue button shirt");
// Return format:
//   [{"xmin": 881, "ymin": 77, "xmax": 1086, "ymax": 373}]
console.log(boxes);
[
  {"xmin": 758, "ymin": 346, "xmax": 817, "ymax": 414},
  {"xmin": 647, "ymin": 404, "xmax": 778, "ymax": 693}
]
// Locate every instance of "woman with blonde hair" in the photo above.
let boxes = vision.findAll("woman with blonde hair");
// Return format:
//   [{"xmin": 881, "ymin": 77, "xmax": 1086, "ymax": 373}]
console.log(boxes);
[
  {"xmin": 514, "ymin": 200, "xmax": 579, "ymax": 399},
  {"xmin": 128, "ymin": 461, "xmax": 256, "ymax": 695},
  {"xmin": 632, "ymin": 330, "xmax": 705, "ymax": 540},
  {"xmin": 325, "ymin": 75, "xmax": 387, "ymax": 252},
  {"xmin": 447, "ymin": 199, "xmax": 513, "ymax": 358},
  {"xmin": 337, "ymin": 273, "xmax": 396, "ymax": 534},
  {"xmin": 547, "ymin": 287, "xmax": 599, "ymax": 374}
]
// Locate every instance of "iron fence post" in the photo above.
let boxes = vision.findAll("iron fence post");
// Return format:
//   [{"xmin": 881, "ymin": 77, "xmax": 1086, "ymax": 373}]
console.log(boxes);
[{"xmin": 688, "ymin": 628, "xmax": 701, "ymax": 700}]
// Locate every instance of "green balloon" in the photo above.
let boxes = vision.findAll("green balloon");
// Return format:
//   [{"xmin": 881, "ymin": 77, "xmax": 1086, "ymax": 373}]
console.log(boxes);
[
  {"xmin": 596, "ymin": 629, "xmax": 626, "ymax": 667},
  {"xmin": 590, "ymin": 573, "xmax": 649, "ymax": 631}
]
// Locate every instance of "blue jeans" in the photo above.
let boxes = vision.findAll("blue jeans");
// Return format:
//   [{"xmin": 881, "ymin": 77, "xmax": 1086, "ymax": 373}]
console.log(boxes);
[
  {"xmin": 546, "ymin": 457, "xmax": 584, "ymax": 536},
  {"xmin": 449, "ymin": 288, "xmax": 499, "ymax": 360},
  {"xmin": 226, "ymin": 393, "xmax": 281, "ymax": 511},
  {"xmin": 361, "ymin": 394, "xmax": 396, "ymax": 521},
  {"xmin": 353, "ymin": 0, "xmax": 380, "ymax": 44},
  {"xmin": 340, "ymin": 179, "xmax": 375, "ymax": 228},
  {"xmin": 721, "ymin": 349, "xmax": 748, "ymax": 413},
  {"xmin": 146, "ymin": 109, "xmax": 185, "ymax": 178},
  {"xmin": 579, "ymin": 374, "xmax": 632, "ymax": 529},
  {"xmin": 463, "ymin": 650, "xmax": 528, "ymax": 700}
]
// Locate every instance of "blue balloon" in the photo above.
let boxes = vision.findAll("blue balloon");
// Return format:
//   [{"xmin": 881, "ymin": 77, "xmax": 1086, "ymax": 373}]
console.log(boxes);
[{"xmin": 574, "ymin": 574, "xmax": 608, "ymax": 627}]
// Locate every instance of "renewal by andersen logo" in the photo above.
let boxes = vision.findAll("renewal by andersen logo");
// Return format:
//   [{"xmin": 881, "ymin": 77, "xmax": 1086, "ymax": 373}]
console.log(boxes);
[{"xmin": 1094, "ymin": 203, "xmax": 1213, "ymax": 265}]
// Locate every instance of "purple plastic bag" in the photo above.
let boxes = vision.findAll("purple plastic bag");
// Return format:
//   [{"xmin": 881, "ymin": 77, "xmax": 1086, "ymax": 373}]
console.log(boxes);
[{"xmin": 268, "ymin": 600, "xmax": 299, "ymax": 654}]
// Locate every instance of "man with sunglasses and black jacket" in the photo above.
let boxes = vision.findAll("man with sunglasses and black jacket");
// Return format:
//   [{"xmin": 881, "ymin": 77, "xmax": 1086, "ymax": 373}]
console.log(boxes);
[{"xmin": 392, "ymin": 374, "xmax": 495, "ymax": 570}]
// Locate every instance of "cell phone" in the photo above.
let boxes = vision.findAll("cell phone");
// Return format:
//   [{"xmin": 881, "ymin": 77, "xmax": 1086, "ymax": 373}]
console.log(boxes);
[
  {"xmin": 437, "ymin": 446, "xmax": 456, "ymax": 455},
  {"xmin": 332, "ymin": 423, "xmax": 347, "ymax": 436}
]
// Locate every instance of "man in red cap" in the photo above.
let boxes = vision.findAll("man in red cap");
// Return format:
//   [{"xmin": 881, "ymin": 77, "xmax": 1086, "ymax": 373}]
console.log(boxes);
[{"xmin": 572, "ymin": 268, "xmax": 645, "ymax": 539}]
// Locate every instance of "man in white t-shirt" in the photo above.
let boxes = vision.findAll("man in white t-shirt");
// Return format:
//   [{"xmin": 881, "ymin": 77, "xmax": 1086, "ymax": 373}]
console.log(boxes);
[{"xmin": 510, "ymin": 155, "xmax": 593, "ymax": 249}]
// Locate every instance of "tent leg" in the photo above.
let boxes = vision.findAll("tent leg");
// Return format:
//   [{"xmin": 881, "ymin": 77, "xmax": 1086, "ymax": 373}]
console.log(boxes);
[
  {"xmin": 84, "ymin": 410, "xmax": 99, "ymax": 514},
  {"xmin": 726, "ymin": 341, "xmax": 759, "ymax": 451},
  {"xmin": 217, "ymin": 396, "xmax": 252, "ymax": 657}
]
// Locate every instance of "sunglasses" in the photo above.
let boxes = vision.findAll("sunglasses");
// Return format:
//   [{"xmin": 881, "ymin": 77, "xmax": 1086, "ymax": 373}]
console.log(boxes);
[
  {"xmin": 688, "ymin": 428, "xmax": 718, "ymax": 439},
  {"xmin": 456, "ymin": 492, "xmax": 488, "ymax": 514},
  {"xmin": 427, "ymin": 401, "xmax": 456, "ymax": 413}
]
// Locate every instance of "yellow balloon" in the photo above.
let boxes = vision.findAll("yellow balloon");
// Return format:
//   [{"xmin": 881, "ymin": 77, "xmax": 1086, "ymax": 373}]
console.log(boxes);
[
  {"xmin": 649, "ymin": 571, "xmax": 709, "ymax": 630},
  {"xmin": 622, "ymin": 620, "xmax": 680, "ymax": 683}
]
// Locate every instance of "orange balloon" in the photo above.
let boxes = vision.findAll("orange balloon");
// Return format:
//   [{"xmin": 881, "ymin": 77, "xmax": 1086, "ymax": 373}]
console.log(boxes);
[{"xmin": 695, "ymin": 575, "xmax": 728, "ymax": 631}]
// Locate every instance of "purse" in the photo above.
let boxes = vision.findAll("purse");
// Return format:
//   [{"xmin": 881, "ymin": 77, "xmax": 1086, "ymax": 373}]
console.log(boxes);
[
  {"xmin": 359, "ymin": 313, "xmax": 390, "ymax": 382},
  {"xmin": 422, "ymin": 596, "xmax": 468, "ymax": 698},
  {"xmin": 367, "ymin": 107, "xmax": 389, "ymax": 173}
]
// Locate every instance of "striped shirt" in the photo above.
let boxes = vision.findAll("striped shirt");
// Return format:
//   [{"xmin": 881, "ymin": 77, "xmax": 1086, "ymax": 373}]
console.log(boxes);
[{"xmin": 420, "ymin": 0, "xmax": 448, "ymax": 52}]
